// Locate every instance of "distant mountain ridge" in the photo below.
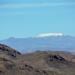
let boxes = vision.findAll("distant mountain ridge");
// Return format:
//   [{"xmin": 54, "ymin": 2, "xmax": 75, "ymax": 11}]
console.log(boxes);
[{"xmin": 0, "ymin": 35, "xmax": 75, "ymax": 53}]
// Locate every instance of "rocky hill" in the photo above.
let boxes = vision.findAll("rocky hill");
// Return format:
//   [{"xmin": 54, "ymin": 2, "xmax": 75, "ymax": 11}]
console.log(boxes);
[{"xmin": 0, "ymin": 44, "xmax": 75, "ymax": 75}]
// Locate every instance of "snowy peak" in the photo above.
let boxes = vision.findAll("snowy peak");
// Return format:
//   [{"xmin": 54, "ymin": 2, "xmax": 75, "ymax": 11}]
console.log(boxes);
[{"xmin": 36, "ymin": 33, "xmax": 64, "ymax": 38}]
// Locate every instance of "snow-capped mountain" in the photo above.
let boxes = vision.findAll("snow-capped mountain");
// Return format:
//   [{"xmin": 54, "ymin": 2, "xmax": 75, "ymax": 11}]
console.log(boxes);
[{"xmin": 0, "ymin": 33, "xmax": 75, "ymax": 53}]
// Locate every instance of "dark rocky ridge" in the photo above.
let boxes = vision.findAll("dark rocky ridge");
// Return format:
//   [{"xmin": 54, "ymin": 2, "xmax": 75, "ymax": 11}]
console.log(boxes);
[{"xmin": 0, "ymin": 44, "xmax": 21, "ymax": 58}]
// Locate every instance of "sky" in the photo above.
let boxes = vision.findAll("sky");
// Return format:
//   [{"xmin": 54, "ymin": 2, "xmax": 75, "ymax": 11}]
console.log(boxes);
[{"xmin": 0, "ymin": 0, "xmax": 75, "ymax": 40}]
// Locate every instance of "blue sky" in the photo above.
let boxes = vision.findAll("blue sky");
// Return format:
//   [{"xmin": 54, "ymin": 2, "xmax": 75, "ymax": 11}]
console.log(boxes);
[{"xmin": 0, "ymin": 0, "xmax": 75, "ymax": 40}]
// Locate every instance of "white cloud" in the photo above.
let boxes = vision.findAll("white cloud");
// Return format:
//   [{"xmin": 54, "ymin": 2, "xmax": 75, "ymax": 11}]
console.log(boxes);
[
  {"xmin": 0, "ymin": 2, "xmax": 75, "ymax": 9},
  {"xmin": 36, "ymin": 33, "xmax": 64, "ymax": 38}
]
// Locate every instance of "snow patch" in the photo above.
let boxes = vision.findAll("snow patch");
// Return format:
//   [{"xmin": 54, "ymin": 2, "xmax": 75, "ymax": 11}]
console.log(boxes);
[{"xmin": 36, "ymin": 33, "xmax": 64, "ymax": 38}]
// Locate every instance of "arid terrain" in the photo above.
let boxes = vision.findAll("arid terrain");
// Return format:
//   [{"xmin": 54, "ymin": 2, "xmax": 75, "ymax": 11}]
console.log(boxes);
[{"xmin": 0, "ymin": 44, "xmax": 75, "ymax": 75}]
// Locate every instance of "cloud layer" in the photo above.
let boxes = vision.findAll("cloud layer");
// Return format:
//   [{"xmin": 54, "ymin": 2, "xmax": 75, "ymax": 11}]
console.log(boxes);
[{"xmin": 0, "ymin": 2, "xmax": 75, "ymax": 9}]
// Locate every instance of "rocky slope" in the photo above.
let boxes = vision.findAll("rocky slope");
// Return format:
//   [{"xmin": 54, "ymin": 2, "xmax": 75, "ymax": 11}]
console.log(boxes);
[{"xmin": 0, "ymin": 44, "xmax": 75, "ymax": 75}]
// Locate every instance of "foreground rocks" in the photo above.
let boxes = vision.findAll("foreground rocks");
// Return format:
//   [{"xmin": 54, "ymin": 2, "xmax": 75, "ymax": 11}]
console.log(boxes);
[{"xmin": 0, "ymin": 44, "xmax": 75, "ymax": 75}]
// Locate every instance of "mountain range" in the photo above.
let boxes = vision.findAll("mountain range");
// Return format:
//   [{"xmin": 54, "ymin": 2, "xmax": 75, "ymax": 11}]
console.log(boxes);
[{"xmin": 0, "ymin": 34, "xmax": 75, "ymax": 53}]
